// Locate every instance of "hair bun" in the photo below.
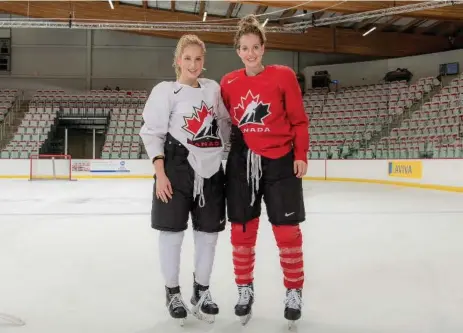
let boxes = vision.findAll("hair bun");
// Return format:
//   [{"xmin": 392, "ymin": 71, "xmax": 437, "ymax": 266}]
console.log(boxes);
[
  {"xmin": 234, "ymin": 13, "xmax": 266, "ymax": 49},
  {"xmin": 239, "ymin": 14, "xmax": 260, "ymax": 29}
]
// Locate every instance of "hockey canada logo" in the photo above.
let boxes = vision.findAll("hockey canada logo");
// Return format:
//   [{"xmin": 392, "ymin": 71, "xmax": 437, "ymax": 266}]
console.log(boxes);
[
  {"xmin": 233, "ymin": 90, "xmax": 271, "ymax": 132},
  {"xmin": 182, "ymin": 101, "xmax": 222, "ymax": 148}
]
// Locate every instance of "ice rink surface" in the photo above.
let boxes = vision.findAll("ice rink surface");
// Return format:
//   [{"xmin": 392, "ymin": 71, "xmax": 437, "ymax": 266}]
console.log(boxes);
[{"xmin": 0, "ymin": 179, "xmax": 462, "ymax": 333}]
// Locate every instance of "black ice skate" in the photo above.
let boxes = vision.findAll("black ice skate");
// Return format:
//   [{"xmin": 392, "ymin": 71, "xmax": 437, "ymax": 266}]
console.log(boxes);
[
  {"xmin": 235, "ymin": 283, "xmax": 254, "ymax": 326},
  {"xmin": 165, "ymin": 286, "xmax": 189, "ymax": 326},
  {"xmin": 190, "ymin": 278, "xmax": 219, "ymax": 324},
  {"xmin": 284, "ymin": 288, "xmax": 303, "ymax": 329}
]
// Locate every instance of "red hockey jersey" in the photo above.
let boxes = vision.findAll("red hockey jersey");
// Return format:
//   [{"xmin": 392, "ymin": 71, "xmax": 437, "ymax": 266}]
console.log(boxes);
[{"xmin": 220, "ymin": 65, "xmax": 309, "ymax": 162}]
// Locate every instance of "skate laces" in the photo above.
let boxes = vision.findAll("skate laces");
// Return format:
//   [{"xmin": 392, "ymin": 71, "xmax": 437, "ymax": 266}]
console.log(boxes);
[
  {"xmin": 168, "ymin": 293, "xmax": 189, "ymax": 310},
  {"xmin": 193, "ymin": 172, "xmax": 205, "ymax": 208},
  {"xmin": 237, "ymin": 285, "xmax": 254, "ymax": 305},
  {"xmin": 246, "ymin": 149, "xmax": 262, "ymax": 206},
  {"xmin": 285, "ymin": 289, "xmax": 302, "ymax": 310},
  {"xmin": 197, "ymin": 289, "xmax": 214, "ymax": 307}
]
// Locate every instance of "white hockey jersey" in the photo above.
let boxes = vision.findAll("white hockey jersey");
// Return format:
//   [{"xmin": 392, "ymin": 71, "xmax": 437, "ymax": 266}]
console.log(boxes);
[{"xmin": 140, "ymin": 78, "xmax": 231, "ymax": 179}]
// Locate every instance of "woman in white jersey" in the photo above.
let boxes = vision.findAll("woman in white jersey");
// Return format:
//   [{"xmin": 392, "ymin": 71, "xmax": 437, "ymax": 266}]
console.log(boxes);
[{"xmin": 139, "ymin": 34, "xmax": 231, "ymax": 325}]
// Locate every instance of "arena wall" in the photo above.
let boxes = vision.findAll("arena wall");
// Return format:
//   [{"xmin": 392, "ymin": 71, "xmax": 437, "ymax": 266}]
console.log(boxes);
[
  {"xmin": 0, "ymin": 159, "xmax": 461, "ymax": 193},
  {"xmin": 0, "ymin": 24, "xmax": 371, "ymax": 96},
  {"xmin": 1, "ymin": 16, "xmax": 460, "ymax": 95},
  {"xmin": 303, "ymin": 48, "xmax": 463, "ymax": 89}
]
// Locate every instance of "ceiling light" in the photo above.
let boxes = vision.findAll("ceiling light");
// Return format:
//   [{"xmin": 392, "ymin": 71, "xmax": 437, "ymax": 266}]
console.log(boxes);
[{"xmin": 362, "ymin": 26, "xmax": 376, "ymax": 36}]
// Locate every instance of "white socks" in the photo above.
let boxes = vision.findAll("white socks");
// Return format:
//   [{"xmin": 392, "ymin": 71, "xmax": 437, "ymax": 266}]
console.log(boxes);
[
  {"xmin": 159, "ymin": 231, "xmax": 185, "ymax": 288},
  {"xmin": 194, "ymin": 231, "xmax": 219, "ymax": 286},
  {"xmin": 159, "ymin": 230, "xmax": 219, "ymax": 288}
]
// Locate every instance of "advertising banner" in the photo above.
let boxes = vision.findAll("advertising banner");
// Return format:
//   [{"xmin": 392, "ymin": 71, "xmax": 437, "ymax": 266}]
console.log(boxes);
[
  {"xmin": 71, "ymin": 160, "xmax": 91, "ymax": 172},
  {"xmin": 90, "ymin": 160, "xmax": 130, "ymax": 173},
  {"xmin": 388, "ymin": 160, "xmax": 422, "ymax": 179}
]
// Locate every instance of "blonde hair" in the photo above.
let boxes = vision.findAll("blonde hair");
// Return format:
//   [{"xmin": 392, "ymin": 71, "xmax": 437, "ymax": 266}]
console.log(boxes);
[
  {"xmin": 173, "ymin": 34, "xmax": 206, "ymax": 79},
  {"xmin": 234, "ymin": 14, "xmax": 267, "ymax": 49}
]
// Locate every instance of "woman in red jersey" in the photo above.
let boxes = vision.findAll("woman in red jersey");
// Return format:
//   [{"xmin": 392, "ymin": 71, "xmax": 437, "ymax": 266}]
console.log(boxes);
[{"xmin": 220, "ymin": 14, "xmax": 309, "ymax": 326}]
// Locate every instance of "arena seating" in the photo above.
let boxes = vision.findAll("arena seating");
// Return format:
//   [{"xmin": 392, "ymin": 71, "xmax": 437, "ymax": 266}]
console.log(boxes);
[
  {"xmin": 1, "ymin": 73, "xmax": 461, "ymax": 161},
  {"xmin": 0, "ymin": 93, "xmax": 59, "ymax": 159},
  {"xmin": 100, "ymin": 99, "xmax": 146, "ymax": 159},
  {"xmin": 361, "ymin": 75, "xmax": 463, "ymax": 159},
  {"xmin": 0, "ymin": 89, "xmax": 20, "ymax": 124},
  {"xmin": 0, "ymin": 89, "xmax": 23, "ymax": 158},
  {"xmin": 0, "ymin": 89, "xmax": 147, "ymax": 159},
  {"xmin": 303, "ymin": 76, "xmax": 453, "ymax": 159}
]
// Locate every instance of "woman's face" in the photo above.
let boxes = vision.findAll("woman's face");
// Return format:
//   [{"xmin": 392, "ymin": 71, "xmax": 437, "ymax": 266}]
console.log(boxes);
[
  {"xmin": 177, "ymin": 44, "xmax": 204, "ymax": 81},
  {"xmin": 236, "ymin": 33, "xmax": 265, "ymax": 71}
]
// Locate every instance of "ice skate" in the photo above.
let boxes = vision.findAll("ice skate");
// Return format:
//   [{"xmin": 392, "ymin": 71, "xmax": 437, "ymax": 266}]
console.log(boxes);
[
  {"xmin": 235, "ymin": 283, "xmax": 254, "ymax": 326},
  {"xmin": 284, "ymin": 288, "xmax": 302, "ymax": 330},
  {"xmin": 190, "ymin": 278, "xmax": 219, "ymax": 324},
  {"xmin": 165, "ymin": 286, "xmax": 189, "ymax": 326}
]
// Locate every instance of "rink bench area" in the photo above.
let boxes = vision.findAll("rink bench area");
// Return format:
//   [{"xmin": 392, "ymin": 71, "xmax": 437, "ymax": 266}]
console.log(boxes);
[{"xmin": 0, "ymin": 158, "xmax": 462, "ymax": 193}]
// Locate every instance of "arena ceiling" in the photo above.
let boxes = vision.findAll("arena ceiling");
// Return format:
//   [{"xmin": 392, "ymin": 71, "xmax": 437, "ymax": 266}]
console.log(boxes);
[{"xmin": 0, "ymin": 1, "xmax": 462, "ymax": 57}]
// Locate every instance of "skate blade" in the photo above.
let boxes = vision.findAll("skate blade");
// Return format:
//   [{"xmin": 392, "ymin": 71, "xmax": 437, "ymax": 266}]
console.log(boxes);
[
  {"xmin": 191, "ymin": 306, "xmax": 215, "ymax": 324},
  {"xmin": 0, "ymin": 313, "xmax": 26, "ymax": 326},
  {"xmin": 288, "ymin": 320, "xmax": 298, "ymax": 331},
  {"xmin": 239, "ymin": 311, "xmax": 252, "ymax": 326}
]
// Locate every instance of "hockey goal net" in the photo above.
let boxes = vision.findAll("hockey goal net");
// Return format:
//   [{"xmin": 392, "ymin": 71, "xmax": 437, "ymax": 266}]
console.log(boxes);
[{"xmin": 29, "ymin": 154, "xmax": 74, "ymax": 181}]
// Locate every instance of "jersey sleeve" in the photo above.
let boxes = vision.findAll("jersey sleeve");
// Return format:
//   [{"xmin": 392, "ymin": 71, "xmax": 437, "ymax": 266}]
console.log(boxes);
[
  {"xmin": 217, "ymin": 93, "xmax": 231, "ymax": 147},
  {"xmin": 219, "ymin": 75, "xmax": 230, "ymax": 110},
  {"xmin": 280, "ymin": 67, "xmax": 309, "ymax": 163},
  {"xmin": 139, "ymin": 81, "xmax": 172, "ymax": 160},
  {"xmin": 209, "ymin": 79, "xmax": 231, "ymax": 147}
]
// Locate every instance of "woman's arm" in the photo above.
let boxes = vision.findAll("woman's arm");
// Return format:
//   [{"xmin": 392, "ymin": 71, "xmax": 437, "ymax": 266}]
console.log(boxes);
[
  {"xmin": 281, "ymin": 67, "xmax": 309, "ymax": 163},
  {"xmin": 139, "ymin": 81, "xmax": 172, "ymax": 174},
  {"xmin": 218, "ymin": 78, "xmax": 233, "ymax": 148},
  {"xmin": 216, "ymin": 94, "xmax": 232, "ymax": 147}
]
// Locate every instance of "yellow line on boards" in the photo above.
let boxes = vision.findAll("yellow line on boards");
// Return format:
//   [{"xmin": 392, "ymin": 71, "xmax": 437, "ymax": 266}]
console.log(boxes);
[
  {"xmin": 0, "ymin": 175, "xmax": 30, "ymax": 179},
  {"xmin": 0, "ymin": 175, "xmax": 462, "ymax": 192},
  {"xmin": 0, "ymin": 175, "xmax": 154, "ymax": 179},
  {"xmin": 303, "ymin": 177, "xmax": 463, "ymax": 193}
]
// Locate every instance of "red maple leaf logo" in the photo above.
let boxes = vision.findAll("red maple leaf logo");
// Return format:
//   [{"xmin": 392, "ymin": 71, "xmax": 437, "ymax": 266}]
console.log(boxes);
[
  {"xmin": 182, "ymin": 101, "xmax": 214, "ymax": 136},
  {"xmin": 233, "ymin": 90, "xmax": 270, "ymax": 126},
  {"xmin": 233, "ymin": 90, "xmax": 261, "ymax": 124}
]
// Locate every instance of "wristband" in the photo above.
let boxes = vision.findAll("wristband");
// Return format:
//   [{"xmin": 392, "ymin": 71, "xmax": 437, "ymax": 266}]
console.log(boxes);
[{"xmin": 152, "ymin": 155, "xmax": 164, "ymax": 163}]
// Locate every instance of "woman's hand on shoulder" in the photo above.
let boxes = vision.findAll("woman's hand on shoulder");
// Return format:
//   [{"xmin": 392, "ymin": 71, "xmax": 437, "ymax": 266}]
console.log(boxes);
[{"xmin": 294, "ymin": 160, "xmax": 307, "ymax": 178}]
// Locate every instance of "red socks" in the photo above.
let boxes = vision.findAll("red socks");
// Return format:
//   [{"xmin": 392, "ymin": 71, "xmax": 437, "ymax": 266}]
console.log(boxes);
[
  {"xmin": 231, "ymin": 218, "xmax": 259, "ymax": 285},
  {"xmin": 231, "ymin": 218, "xmax": 304, "ymax": 289},
  {"xmin": 272, "ymin": 224, "xmax": 304, "ymax": 289}
]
